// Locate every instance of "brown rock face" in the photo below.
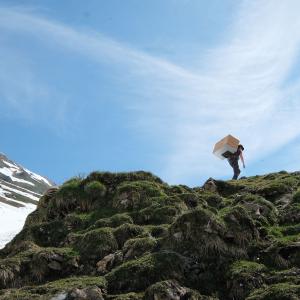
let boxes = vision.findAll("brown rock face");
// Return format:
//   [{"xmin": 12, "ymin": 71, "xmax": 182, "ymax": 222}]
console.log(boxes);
[{"xmin": 68, "ymin": 287, "xmax": 105, "ymax": 300}]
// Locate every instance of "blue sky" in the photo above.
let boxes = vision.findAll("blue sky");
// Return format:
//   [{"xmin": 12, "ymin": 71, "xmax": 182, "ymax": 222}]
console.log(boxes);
[{"xmin": 1, "ymin": 0, "xmax": 300, "ymax": 186}]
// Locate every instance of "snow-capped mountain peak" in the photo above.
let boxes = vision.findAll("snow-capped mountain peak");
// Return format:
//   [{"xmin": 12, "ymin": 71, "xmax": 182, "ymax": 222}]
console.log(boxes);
[{"xmin": 0, "ymin": 153, "xmax": 54, "ymax": 248}]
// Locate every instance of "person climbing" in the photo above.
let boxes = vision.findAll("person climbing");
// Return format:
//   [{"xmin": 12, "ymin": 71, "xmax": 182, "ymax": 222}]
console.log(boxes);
[{"xmin": 228, "ymin": 144, "xmax": 245, "ymax": 180}]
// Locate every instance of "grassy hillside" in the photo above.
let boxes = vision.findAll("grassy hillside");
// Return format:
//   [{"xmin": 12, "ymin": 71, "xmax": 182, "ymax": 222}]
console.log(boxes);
[{"xmin": 0, "ymin": 170, "xmax": 299, "ymax": 300}]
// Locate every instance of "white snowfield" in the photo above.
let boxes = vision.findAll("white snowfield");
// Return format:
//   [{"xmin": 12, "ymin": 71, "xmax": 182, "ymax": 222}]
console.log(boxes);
[
  {"xmin": 0, "ymin": 183, "xmax": 40, "ymax": 202},
  {"xmin": 24, "ymin": 167, "xmax": 53, "ymax": 186},
  {"xmin": 0, "ymin": 202, "xmax": 36, "ymax": 249},
  {"xmin": 0, "ymin": 154, "xmax": 53, "ymax": 249},
  {"xmin": 0, "ymin": 166, "xmax": 35, "ymax": 186}
]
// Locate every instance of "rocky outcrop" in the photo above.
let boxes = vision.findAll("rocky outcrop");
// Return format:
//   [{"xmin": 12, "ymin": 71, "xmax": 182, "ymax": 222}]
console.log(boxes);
[{"xmin": 0, "ymin": 170, "xmax": 300, "ymax": 299}]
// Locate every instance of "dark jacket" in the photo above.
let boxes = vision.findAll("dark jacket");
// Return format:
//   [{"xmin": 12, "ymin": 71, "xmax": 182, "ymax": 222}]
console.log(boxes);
[{"xmin": 228, "ymin": 148, "xmax": 241, "ymax": 163}]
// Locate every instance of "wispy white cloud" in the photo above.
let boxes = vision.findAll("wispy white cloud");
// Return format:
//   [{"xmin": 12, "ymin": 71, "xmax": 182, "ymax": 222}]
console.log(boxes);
[
  {"xmin": 0, "ymin": 33, "xmax": 69, "ymax": 131},
  {"xmin": 163, "ymin": 0, "xmax": 300, "ymax": 182},
  {"xmin": 1, "ymin": 1, "xmax": 300, "ymax": 184}
]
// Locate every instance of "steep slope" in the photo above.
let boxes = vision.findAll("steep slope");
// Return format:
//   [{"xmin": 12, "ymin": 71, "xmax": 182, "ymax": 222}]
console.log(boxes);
[
  {"xmin": 0, "ymin": 153, "xmax": 53, "ymax": 248},
  {"xmin": 0, "ymin": 171, "xmax": 299, "ymax": 299}
]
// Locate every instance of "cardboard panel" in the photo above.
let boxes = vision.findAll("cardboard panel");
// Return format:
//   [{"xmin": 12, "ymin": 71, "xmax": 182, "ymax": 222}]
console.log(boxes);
[{"xmin": 213, "ymin": 135, "xmax": 240, "ymax": 160}]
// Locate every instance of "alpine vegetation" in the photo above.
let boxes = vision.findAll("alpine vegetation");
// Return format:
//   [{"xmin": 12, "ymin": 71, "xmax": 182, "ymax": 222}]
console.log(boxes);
[{"xmin": 0, "ymin": 170, "xmax": 300, "ymax": 299}]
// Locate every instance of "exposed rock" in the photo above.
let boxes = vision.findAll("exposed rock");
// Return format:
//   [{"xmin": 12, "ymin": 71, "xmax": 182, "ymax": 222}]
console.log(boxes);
[
  {"xmin": 51, "ymin": 293, "xmax": 68, "ymax": 300},
  {"xmin": 43, "ymin": 187, "xmax": 59, "ymax": 198},
  {"xmin": 145, "ymin": 280, "xmax": 213, "ymax": 300},
  {"xmin": 97, "ymin": 253, "xmax": 115, "ymax": 274},
  {"xmin": 48, "ymin": 261, "xmax": 62, "ymax": 271},
  {"xmin": 203, "ymin": 178, "xmax": 218, "ymax": 192},
  {"xmin": 68, "ymin": 286, "xmax": 104, "ymax": 300},
  {"xmin": 96, "ymin": 251, "xmax": 123, "ymax": 274}
]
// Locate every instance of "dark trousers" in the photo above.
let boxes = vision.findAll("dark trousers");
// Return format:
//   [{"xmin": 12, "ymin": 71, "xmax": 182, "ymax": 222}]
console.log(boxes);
[{"xmin": 228, "ymin": 159, "xmax": 240, "ymax": 180}]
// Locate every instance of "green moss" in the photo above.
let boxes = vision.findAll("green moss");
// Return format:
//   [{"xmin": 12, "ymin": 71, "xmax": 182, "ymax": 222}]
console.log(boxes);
[
  {"xmin": 122, "ymin": 237, "xmax": 157, "ymax": 260},
  {"xmin": 85, "ymin": 171, "xmax": 164, "ymax": 187},
  {"xmin": 292, "ymin": 189, "xmax": 300, "ymax": 204},
  {"xmin": 233, "ymin": 193, "xmax": 278, "ymax": 226},
  {"xmin": 135, "ymin": 205, "xmax": 178, "ymax": 225},
  {"xmin": 70, "ymin": 227, "xmax": 118, "ymax": 262},
  {"xmin": 0, "ymin": 290, "xmax": 42, "ymax": 300},
  {"xmin": 262, "ymin": 173, "xmax": 278, "ymax": 180},
  {"xmin": 279, "ymin": 203, "xmax": 300, "ymax": 225},
  {"xmin": 206, "ymin": 179, "xmax": 242, "ymax": 196},
  {"xmin": 69, "ymin": 207, "xmax": 119, "ymax": 232},
  {"xmin": 144, "ymin": 280, "xmax": 215, "ymax": 300},
  {"xmin": 56, "ymin": 177, "xmax": 83, "ymax": 199},
  {"xmin": 3, "ymin": 170, "xmax": 300, "ymax": 299},
  {"xmin": 64, "ymin": 213, "xmax": 90, "ymax": 231},
  {"xmin": 266, "ymin": 224, "xmax": 300, "ymax": 239},
  {"xmin": 281, "ymin": 176, "xmax": 299, "ymax": 186},
  {"xmin": 267, "ymin": 268, "xmax": 300, "ymax": 285},
  {"xmin": 113, "ymin": 181, "xmax": 166, "ymax": 211},
  {"xmin": 81, "ymin": 180, "xmax": 107, "ymax": 211},
  {"xmin": 113, "ymin": 224, "xmax": 145, "ymax": 248},
  {"xmin": 84, "ymin": 180, "xmax": 106, "ymax": 203},
  {"xmin": 34, "ymin": 188, "xmax": 59, "ymax": 224},
  {"xmin": 23, "ymin": 209, "xmax": 44, "ymax": 227},
  {"xmin": 226, "ymin": 260, "xmax": 267, "ymax": 299},
  {"xmin": 87, "ymin": 207, "xmax": 119, "ymax": 224},
  {"xmin": 165, "ymin": 184, "xmax": 191, "ymax": 195},
  {"xmin": 31, "ymin": 248, "xmax": 77, "ymax": 283},
  {"xmin": 227, "ymin": 173, "xmax": 298, "ymax": 201},
  {"xmin": 257, "ymin": 181, "xmax": 291, "ymax": 199},
  {"xmin": 265, "ymin": 226, "xmax": 284, "ymax": 238},
  {"xmin": 144, "ymin": 225, "xmax": 169, "ymax": 238},
  {"xmin": 106, "ymin": 292, "xmax": 144, "ymax": 300},
  {"xmin": 230, "ymin": 260, "xmax": 267, "ymax": 274},
  {"xmin": 0, "ymin": 276, "xmax": 107, "ymax": 300},
  {"xmin": 281, "ymin": 224, "xmax": 300, "ymax": 236},
  {"xmin": 30, "ymin": 220, "xmax": 68, "ymax": 247},
  {"xmin": 105, "ymin": 251, "xmax": 185, "ymax": 293},
  {"xmin": 48, "ymin": 177, "xmax": 108, "ymax": 215},
  {"xmin": 259, "ymin": 237, "xmax": 300, "ymax": 269},
  {"xmin": 42, "ymin": 275, "xmax": 106, "ymax": 289},
  {"xmin": 166, "ymin": 208, "xmax": 229, "ymax": 260},
  {"xmin": 0, "ymin": 247, "xmax": 79, "ymax": 288},
  {"xmin": 193, "ymin": 190, "xmax": 224, "ymax": 209},
  {"xmin": 220, "ymin": 205, "xmax": 258, "ymax": 248},
  {"xmin": 131, "ymin": 195, "xmax": 187, "ymax": 225},
  {"xmin": 93, "ymin": 213, "xmax": 133, "ymax": 229},
  {"xmin": 0, "ymin": 257, "xmax": 24, "ymax": 289},
  {"xmin": 48, "ymin": 177, "xmax": 85, "ymax": 214},
  {"xmin": 151, "ymin": 195, "xmax": 187, "ymax": 207},
  {"xmin": 247, "ymin": 283, "xmax": 300, "ymax": 300}
]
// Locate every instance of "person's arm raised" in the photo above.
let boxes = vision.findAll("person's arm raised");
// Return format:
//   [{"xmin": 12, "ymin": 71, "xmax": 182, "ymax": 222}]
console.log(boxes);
[{"xmin": 240, "ymin": 152, "xmax": 245, "ymax": 168}]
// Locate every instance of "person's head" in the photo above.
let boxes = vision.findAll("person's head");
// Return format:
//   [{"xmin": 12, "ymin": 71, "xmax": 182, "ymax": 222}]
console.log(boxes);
[{"xmin": 238, "ymin": 144, "xmax": 244, "ymax": 151}]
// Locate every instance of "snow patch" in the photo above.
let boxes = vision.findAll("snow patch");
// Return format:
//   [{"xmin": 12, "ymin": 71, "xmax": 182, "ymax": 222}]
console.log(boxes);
[
  {"xmin": 24, "ymin": 168, "xmax": 52, "ymax": 186},
  {"xmin": 0, "ymin": 202, "xmax": 35, "ymax": 249},
  {"xmin": 0, "ymin": 183, "xmax": 40, "ymax": 201},
  {"xmin": 0, "ymin": 186, "xmax": 11, "ymax": 197},
  {"xmin": 2, "ymin": 160, "xmax": 18, "ymax": 169},
  {"xmin": 0, "ymin": 167, "xmax": 35, "ymax": 186},
  {"xmin": 0, "ymin": 180, "xmax": 42, "ymax": 197}
]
